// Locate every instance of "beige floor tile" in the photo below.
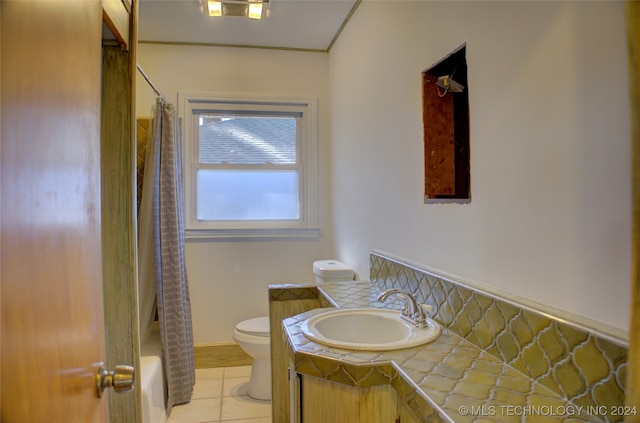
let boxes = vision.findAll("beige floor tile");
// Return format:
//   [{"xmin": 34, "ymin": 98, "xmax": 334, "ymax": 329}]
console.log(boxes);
[
  {"xmin": 224, "ymin": 366, "xmax": 252, "ymax": 378},
  {"xmin": 193, "ymin": 378, "xmax": 224, "ymax": 399},
  {"xmin": 167, "ymin": 397, "xmax": 221, "ymax": 423},
  {"xmin": 166, "ymin": 367, "xmax": 271, "ymax": 423},
  {"xmin": 223, "ymin": 376, "xmax": 250, "ymax": 397},
  {"xmin": 197, "ymin": 368, "xmax": 225, "ymax": 380},
  {"xmin": 220, "ymin": 396, "xmax": 271, "ymax": 421}
]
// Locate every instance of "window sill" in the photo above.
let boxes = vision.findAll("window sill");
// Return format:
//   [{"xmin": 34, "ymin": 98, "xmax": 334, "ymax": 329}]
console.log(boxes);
[{"xmin": 185, "ymin": 227, "xmax": 321, "ymax": 241}]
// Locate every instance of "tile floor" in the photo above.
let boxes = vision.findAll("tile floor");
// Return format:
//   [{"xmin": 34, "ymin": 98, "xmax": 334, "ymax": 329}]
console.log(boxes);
[{"xmin": 167, "ymin": 366, "xmax": 271, "ymax": 423}]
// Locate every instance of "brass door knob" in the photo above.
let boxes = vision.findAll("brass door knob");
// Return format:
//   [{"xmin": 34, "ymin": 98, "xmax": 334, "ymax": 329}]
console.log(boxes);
[{"xmin": 95, "ymin": 364, "xmax": 135, "ymax": 398}]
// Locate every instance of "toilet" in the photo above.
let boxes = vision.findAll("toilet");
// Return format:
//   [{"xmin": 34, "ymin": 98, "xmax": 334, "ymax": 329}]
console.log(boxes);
[
  {"xmin": 312, "ymin": 259, "xmax": 356, "ymax": 283},
  {"xmin": 233, "ymin": 259, "xmax": 355, "ymax": 401},
  {"xmin": 232, "ymin": 316, "xmax": 271, "ymax": 400}
]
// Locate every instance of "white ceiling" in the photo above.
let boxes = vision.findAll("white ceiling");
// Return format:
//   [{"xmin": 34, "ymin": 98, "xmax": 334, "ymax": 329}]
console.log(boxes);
[{"xmin": 138, "ymin": 0, "xmax": 360, "ymax": 52}]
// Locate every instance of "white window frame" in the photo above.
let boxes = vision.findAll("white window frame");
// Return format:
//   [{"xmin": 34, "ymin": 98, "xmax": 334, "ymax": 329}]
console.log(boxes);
[{"xmin": 178, "ymin": 92, "xmax": 319, "ymax": 240}]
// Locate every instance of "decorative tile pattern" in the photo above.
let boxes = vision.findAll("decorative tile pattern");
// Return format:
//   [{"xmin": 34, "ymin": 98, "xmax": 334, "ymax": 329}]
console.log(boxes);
[
  {"xmin": 367, "ymin": 252, "xmax": 628, "ymax": 421},
  {"xmin": 268, "ymin": 284, "xmax": 319, "ymax": 301},
  {"xmin": 284, "ymin": 308, "xmax": 602, "ymax": 422}
]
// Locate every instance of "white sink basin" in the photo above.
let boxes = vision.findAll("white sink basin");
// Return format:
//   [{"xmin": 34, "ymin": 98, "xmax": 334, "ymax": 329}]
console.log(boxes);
[{"xmin": 300, "ymin": 308, "xmax": 440, "ymax": 351}]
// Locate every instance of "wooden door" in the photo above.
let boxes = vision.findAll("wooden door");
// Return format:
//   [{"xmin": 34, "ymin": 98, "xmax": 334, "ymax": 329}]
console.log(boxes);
[
  {"xmin": 625, "ymin": 1, "xmax": 640, "ymax": 416},
  {"xmin": 1, "ymin": 1, "xmax": 109, "ymax": 421}
]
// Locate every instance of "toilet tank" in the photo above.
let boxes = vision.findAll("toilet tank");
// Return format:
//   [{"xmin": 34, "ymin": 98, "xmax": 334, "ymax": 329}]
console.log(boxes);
[{"xmin": 313, "ymin": 260, "xmax": 355, "ymax": 283}]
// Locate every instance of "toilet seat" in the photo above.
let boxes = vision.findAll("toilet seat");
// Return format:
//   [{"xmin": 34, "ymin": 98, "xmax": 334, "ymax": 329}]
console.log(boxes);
[{"xmin": 235, "ymin": 316, "xmax": 269, "ymax": 337}]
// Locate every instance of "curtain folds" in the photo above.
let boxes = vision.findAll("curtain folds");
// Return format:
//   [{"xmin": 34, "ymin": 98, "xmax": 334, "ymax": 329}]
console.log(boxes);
[{"xmin": 138, "ymin": 98, "xmax": 195, "ymax": 413}]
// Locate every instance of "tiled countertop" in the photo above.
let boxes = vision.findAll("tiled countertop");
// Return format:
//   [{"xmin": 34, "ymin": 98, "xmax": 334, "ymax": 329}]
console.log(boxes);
[{"xmin": 283, "ymin": 281, "xmax": 604, "ymax": 423}]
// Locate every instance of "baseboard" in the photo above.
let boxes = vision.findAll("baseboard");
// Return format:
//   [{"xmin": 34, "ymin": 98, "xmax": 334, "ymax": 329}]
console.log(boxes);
[{"xmin": 194, "ymin": 343, "xmax": 252, "ymax": 369}]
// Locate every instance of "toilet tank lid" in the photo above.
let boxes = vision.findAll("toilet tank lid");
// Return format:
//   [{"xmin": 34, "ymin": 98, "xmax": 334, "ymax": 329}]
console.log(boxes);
[
  {"xmin": 236, "ymin": 316, "xmax": 270, "ymax": 336},
  {"xmin": 313, "ymin": 260, "xmax": 354, "ymax": 279}
]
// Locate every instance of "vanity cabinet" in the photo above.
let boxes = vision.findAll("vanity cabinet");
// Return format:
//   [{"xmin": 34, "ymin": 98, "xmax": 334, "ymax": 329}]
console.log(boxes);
[
  {"xmin": 269, "ymin": 288, "xmax": 323, "ymax": 423},
  {"xmin": 397, "ymin": 398, "xmax": 424, "ymax": 423},
  {"xmin": 276, "ymin": 292, "xmax": 436, "ymax": 423},
  {"xmin": 291, "ymin": 373, "xmax": 397, "ymax": 423},
  {"xmin": 289, "ymin": 370, "xmax": 428, "ymax": 423}
]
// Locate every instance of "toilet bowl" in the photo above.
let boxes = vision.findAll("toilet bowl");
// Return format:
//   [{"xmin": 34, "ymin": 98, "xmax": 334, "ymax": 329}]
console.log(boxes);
[
  {"xmin": 233, "ymin": 259, "xmax": 355, "ymax": 401},
  {"xmin": 232, "ymin": 316, "xmax": 271, "ymax": 400}
]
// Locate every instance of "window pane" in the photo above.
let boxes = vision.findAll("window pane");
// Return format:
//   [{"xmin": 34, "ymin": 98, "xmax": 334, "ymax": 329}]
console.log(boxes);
[
  {"xmin": 199, "ymin": 116, "xmax": 296, "ymax": 165},
  {"xmin": 196, "ymin": 170, "xmax": 299, "ymax": 220}
]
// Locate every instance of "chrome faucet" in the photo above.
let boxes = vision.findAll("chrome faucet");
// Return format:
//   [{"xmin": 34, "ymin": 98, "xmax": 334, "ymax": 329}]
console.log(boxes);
[{"xmin": 376, "ymin": 288, "xmax": 432, "ymax": 328}]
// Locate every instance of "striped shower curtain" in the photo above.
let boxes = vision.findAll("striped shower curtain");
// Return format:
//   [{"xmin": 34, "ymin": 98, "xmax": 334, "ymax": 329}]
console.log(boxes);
[{"xmin": 138, "ymin": 97, "xmax": 195, "ymax": 413}]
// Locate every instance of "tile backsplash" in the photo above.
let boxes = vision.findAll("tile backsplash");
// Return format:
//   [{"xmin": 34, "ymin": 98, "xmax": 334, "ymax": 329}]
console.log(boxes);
[{"xmin": 369, "ymin": 252, "xmax": 628, "ymax": 413}]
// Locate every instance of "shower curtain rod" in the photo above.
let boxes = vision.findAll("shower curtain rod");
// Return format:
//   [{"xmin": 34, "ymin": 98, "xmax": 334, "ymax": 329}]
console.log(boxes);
[{"xmin": 137, "ymin": 64, "xmax": 167, "ymax": 103}]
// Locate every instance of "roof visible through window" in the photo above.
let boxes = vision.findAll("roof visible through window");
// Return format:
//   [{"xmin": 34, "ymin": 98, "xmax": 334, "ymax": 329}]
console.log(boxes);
[{"xmin": 198, "ymin": 115, "xmax": 296, "ymax": 165}]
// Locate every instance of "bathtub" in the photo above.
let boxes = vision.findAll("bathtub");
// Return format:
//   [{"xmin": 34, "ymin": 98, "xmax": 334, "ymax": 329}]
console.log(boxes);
[{"xmin": 140, "ymin": 323, "xmax": 166, "ymax": 423}]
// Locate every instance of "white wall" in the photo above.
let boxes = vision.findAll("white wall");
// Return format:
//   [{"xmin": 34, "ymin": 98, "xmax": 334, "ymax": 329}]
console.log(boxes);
[
  {"xmin": 329, "ymin": 1, "xmax": 631, "ymax": 338},
  {"xmin": 137, "ymin": 44, "xmax": 333, "ymax": 344}
]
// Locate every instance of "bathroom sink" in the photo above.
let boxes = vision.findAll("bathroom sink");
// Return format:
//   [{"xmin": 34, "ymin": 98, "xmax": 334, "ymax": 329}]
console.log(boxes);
[{"xmin": 300, "ymin": 308, "xmax": 440, "ymax": 351}]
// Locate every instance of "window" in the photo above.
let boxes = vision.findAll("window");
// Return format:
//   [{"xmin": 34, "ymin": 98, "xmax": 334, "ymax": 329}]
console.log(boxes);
[{"xmin": 179, "ymin": 93, "xmax": 319, "ymax": 239}]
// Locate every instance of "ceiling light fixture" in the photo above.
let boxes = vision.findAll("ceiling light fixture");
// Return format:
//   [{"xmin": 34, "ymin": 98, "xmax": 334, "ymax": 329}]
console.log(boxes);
[{"xmin": 202, "ymin": 0, "xmax": 269, "ymax": 19}]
